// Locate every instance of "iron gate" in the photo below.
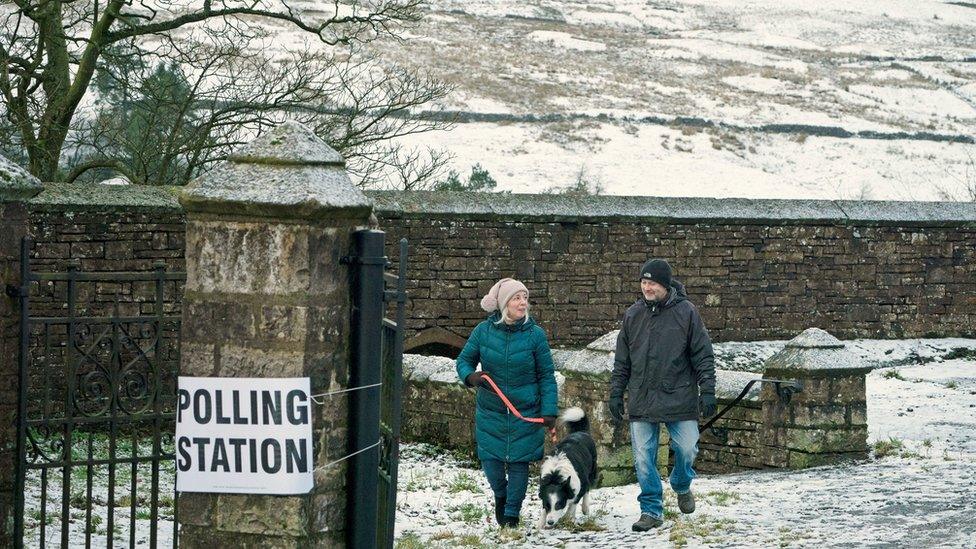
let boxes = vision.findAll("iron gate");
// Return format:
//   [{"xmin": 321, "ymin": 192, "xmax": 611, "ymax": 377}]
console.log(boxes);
[
  {"xmin": 345, "ymin": 230, "xmax": 406, "ymax": 549},
  {"xmin": 10, "ymin": 237, "xmax": 185, "ymax": 548},
  {"xmin": 377, "ymin": 239, "xmax": 407, "ymax": 548}
]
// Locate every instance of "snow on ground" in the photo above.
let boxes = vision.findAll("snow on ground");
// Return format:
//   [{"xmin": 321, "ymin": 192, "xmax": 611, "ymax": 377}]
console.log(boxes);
[
  {"xmin": 396, "ymin": 118, "xmax": 976, "ymax": 201},
  {"xmin": 394, "ymin": 339, "xmax": 976, "ymax": 548},
  {"xmin": 369, "ymin": 0, "xmax": 976, "ymax": 199},
  {"xmin": 527, "ymin": 31, "xmax": 607, "ymax": 52},
  {"xmin": 21, "ymin": 437, "xmax": 176, "ymax": 548},
  {"xmin": 22, "ymin": 339, "xmax": 975, "ymax": 547}
]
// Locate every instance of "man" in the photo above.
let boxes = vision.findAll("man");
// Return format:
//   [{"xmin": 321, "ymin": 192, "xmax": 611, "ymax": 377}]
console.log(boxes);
[{"xmin": 609, "ymin": 258, "xmax": 716, "ymax": 531}]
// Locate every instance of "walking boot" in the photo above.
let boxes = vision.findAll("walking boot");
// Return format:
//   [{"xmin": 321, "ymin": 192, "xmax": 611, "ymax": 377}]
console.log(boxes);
[
  {"xmin": 632, "ymin": 513, "xmax": 663, "ymax": 531},
  {"xmin": 494, "ymin": 497, "xmax": 506, "ymax": 526},
  {"xmin": 677, "ymin": 490, "xmax": 696, "ymax": 514}
]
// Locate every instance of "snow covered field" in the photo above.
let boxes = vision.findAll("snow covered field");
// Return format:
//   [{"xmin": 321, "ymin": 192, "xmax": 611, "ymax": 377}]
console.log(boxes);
[
  {"xmin": 394, "ymin": 338, "xmax": 976, "ymax": 548},
  {"xmin": 372, "ymin": 0, "xmax": 976, "ymax": 200}
]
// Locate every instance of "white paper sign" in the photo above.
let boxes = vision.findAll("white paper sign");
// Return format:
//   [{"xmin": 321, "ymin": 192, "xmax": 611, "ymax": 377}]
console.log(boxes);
[{"xmin": 175, "ymin": 376, "xmax": 313, "ymax": 495}]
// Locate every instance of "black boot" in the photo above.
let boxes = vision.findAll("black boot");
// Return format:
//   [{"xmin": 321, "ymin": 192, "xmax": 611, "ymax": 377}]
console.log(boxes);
[
  {"xmin": 494, "ymin": 497, "xmax": 506, "ymax": 526},
  {"xmin": 501, "ymin": 515, "xmax": 520, "ymax": 528}
]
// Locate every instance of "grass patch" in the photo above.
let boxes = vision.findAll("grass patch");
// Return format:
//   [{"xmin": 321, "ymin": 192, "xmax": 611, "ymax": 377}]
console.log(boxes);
[
  {"xmin": 945, "ymin": 380, "xmax": 958, "ymax": 389},
  {"xmin": 448, "ymin": 471, "xmax": 480, "ymax": 494},
  {"xmin": 777, "ymin": 525, "xmax": 808, "ymax": 547},
  {"xmin": 669, "ymin": 515, "xmax": 735, "ymax": 547},
  {"xmin": 28, "ymin": 509, "xmax": 54, "ymax": 526},
  {"xmin": 873, "ymin": 437, "xmax": 904, "ymax": 459},
  {"xmin": 403, "ymin": 470, "xmax": 432, "ymax": 491},
  {"xmin": 882, "ymin": 369, "xmax": 905, "ymax": 381},
  {"xmin": 456, "ymin": 534, "xmax": 489, "ymax": 547},
  {"xmin": 944, "ymin": 347, "xmax": 976, "ymax": 360},
  {"xmin": 395, "ymin": 532, "xmax": 425, "ymax": 549},
  {"xmin": 705, "ymin": 490, "xmax": 741, "ymax": 506},
  {"xmin": 429, "ymin": 530, "xmax": 456, "ymax": 541},
  {"xmin": 497, "ymin": 527, "xmax": 525, "ymax": 542},
  {"xmin": 70, "ymin": 491, "xmax": 89, "ymax": 509},
  {"xmin": 87, "ymin": 514, "xmax": 102, "ymax": 534},
  {"xmin": 568, "ymin": 513, "xmax": 607, "ymax": 532},
  {"xmin": 449, "ymin": 503, "xmax": 487, "ymax": 524}
]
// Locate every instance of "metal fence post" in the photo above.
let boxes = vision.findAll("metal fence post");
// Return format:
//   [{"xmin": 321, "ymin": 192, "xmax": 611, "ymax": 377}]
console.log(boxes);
[{"xmin": 347, "ymin": 229, "xmax": 386, "ymax": 548}]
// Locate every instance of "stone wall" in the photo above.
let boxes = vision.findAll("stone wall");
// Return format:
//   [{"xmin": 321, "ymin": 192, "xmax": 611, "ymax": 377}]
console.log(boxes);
[
  {"xmin": 12, "ymin": 188, "xmax": 975, "ymax": 352},
  {"xmin": 401, "ymin": 350, "xmax": 767, "ymax": 485},
  {"xmin": 26, "ymin": 183, "xmax": 186, "ymax": 317},
  {"xmin": 367, "ymin": 191, "xmax": 976, "ymax": 349},
  {"xmin": 402, "ymin": 356, "xmax": 476, "ymax": 458},
  {"xmin": 0, "ymin": 157, "xmax": 42, "ymax": 546},
  {"xmin": 760, "ymin": 329, "xmax": 872, "ymax": 469},
  {"xmin": 696, "ymin": 372, "xmax": 764, "ymax": 474}
]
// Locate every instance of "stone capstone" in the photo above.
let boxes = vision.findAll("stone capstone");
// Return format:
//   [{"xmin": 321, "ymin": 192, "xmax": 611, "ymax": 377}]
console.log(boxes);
[
  {"xmin": 764, "ymin": 327, "xmax": 872, "ymax": 377},
  {"xmin": 181, "ymin": 121, "xmax": 371, "ymax": 219},
  {"xmin": 0, "ymin": 155, "xmax": 42, "ymax": 201}
]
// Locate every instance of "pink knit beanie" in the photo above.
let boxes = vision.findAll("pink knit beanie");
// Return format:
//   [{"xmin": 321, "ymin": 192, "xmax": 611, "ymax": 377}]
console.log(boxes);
[{"xmin": 480, "ymin": 278, "xmax": 529, "ymax": 313}]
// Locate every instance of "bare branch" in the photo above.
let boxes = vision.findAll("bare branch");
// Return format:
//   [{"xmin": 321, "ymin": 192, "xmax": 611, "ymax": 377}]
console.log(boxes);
[{"xmin": 64, "ymin": 157, "xmax": 139, "ymax": 183}]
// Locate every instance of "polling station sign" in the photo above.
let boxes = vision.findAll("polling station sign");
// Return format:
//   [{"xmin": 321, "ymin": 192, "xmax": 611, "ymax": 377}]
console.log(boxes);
[{"xmin": 175, "ymin": 377, "xmax": 313, "ymax": 495}]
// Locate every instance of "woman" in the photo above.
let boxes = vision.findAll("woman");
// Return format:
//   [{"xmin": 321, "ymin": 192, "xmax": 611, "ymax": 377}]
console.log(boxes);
[{"xmin": 456, "ymin": 278, "xmax": 559, "ymax": 528}]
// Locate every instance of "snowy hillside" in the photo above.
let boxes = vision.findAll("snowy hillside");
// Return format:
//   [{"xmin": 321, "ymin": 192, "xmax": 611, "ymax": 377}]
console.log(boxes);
[{"xmin": 367, "ymin": 0, "xmax": 976, "ymax": 200}]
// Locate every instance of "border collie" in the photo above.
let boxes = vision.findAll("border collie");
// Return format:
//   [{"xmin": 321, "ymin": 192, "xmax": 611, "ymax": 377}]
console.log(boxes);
[{"xmin": 537, "ymin": 407, "xmax": 598, "ymax": 529}]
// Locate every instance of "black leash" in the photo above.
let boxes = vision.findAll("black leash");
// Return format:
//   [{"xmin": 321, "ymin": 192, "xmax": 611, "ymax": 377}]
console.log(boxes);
[{"xmin": 698, "ymin": 378, "xmax": 802, "ymax": 433}]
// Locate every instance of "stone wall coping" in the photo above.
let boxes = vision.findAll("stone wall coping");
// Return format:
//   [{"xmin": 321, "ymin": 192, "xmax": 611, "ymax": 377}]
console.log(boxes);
[
  {"xmin": 0, "ymin": 155, "xmax": 43, "ymax": 201},
  {"xmin": 765, "ymin": 328, "xmax": 872, "ymax": 375},
  {"xmin": 181, "ymin": 121, "xmax": 371, "ymax": 219},
  {"xmin": 555, "ymin": 348, "xmax": 613, "ymax": 376},
  {"xmin": 28, "ymin": 182, "xmax": 183, "ymax": 212},
  {"xmin": 715, "ymin": 369, "xmax": 762, "ymax": 401},
  {"xmin": 366, "ymin": 190, "xmax": 976, "ymax": 226},
  {"xmin": 403, "ymin": 352, "xmax": 759, "ymax": 402},
  {"xmin": 403, "ymin": 354, "xmax": 459, "ymax": 383}
]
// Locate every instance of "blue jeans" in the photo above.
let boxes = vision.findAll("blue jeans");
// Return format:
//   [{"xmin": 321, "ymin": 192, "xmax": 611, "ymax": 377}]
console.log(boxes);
[
  {"xmin": 630, "ymin": 420, "xmax": 699, "ymax": 518},
  {"xmin": 481, "ymin": 459, "xmax": 530, "ymax": 518}
]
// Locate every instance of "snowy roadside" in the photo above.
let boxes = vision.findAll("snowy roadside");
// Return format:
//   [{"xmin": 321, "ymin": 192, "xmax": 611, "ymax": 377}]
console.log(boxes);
[{"xmin": 394, "ymin": 345, "xmax": 976, "ymax": 548}]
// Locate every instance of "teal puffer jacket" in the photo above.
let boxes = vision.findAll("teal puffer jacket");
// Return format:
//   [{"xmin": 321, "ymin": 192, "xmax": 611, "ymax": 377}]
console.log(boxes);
[{"xmin": 456, "ymin": 313, "xmax": 558, "ymax": 463}]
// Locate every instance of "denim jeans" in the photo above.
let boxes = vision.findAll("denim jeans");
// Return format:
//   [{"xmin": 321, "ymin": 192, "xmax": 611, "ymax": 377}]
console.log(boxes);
[
  {"xmin": 481, "ymin": 459, "xmax": 530, "ymax": 518},
  {"xmin": 630, "ymin": 420, "xmax": 699, "ymax": 518}
]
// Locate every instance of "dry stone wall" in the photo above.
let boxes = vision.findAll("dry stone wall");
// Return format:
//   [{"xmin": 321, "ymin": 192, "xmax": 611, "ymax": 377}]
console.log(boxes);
[
  {"xmin": 367, "ymin": 191, "xmax": 976, "ymax": 349},
  {"xmin": 26, "ymin": 184, "xmax": 186, "ymax": 319},
  {"xmin": 401, "ymin": 350, "xmax": 767, "ymax": 485}
]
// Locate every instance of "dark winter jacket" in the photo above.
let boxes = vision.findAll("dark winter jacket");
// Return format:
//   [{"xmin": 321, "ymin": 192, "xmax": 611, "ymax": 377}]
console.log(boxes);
[
  {"xmin": 610, "ymin": 280, "xmax": 716, "ymax": 422},
  {"xmin": 456, "ymin": 313, "xmax": 559, "ymax": 463}
]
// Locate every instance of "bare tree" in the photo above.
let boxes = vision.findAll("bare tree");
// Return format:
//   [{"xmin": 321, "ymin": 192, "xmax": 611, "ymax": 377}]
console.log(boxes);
[
  {"xmin": 0, "ymin": 0, "xmax": 451, "ymax": 187},
  {"xmin": 935, "ymin": 149, "xmax": 976, "ymax": 202},
  {"xmin": 544, "ymin": 164, "xmax": 605, "ymax": 196}
]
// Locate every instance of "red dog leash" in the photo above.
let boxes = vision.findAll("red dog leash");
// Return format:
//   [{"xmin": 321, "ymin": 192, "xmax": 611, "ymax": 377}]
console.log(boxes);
[{"xmin": 479, "ymin": 373, "xmax": 557, "ymax": 443}]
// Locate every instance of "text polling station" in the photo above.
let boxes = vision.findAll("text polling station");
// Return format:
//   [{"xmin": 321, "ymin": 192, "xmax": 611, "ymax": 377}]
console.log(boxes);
[{"xmin": 175, "ymin": 377, "xmax": 313, "ymax": 495}]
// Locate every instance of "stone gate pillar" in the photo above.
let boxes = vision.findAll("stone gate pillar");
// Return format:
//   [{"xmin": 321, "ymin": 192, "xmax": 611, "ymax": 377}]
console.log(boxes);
[
  {"xmin": 0, "ymin": 157, "xmax": 42, "ymax": 548},
  {"xmin": 177, "ymin": 122, "xmax": 373, "ymax": 547},
  {"xmin": 760, "ymin": 327, "xmax": 872, "ymax": 468}
]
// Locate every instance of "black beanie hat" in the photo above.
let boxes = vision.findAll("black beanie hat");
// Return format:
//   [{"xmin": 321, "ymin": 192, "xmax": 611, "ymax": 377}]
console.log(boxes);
[{"xmin": 639, "ymin": 259, "xmax": 672, "ymax": 288}]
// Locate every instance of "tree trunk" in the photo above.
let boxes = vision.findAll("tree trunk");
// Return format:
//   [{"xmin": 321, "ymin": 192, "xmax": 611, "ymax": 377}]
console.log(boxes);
[{"xmin": 27, "ymin": 134, "xmax": 67, "ymax": 182}]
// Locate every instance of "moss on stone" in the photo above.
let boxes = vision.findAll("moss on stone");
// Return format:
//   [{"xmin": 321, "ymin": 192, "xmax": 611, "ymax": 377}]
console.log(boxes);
[{"xmin": 28, "ymin": 182, "xmax": 183, "ymax": 212}]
